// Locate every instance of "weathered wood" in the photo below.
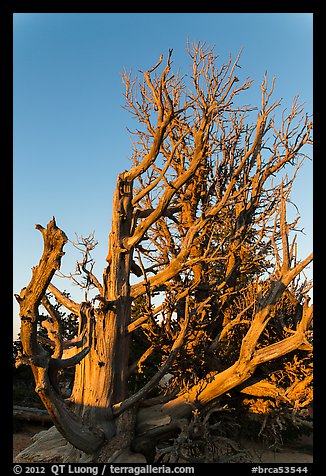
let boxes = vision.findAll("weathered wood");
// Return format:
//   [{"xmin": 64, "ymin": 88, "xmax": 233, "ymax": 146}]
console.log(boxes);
[
  {"xmin": 15, "ymin": 219, "xmax": 105, "ymax": 453},
  {"xmin": 13, "ymin": 405, "xmax": 52, "ymax": 424}
]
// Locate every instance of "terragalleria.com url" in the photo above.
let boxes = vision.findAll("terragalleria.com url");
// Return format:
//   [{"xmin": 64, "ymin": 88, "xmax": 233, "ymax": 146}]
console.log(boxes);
[{"xmin": 109, "ymin": 466, "xmax": 194, "ymax": 474}]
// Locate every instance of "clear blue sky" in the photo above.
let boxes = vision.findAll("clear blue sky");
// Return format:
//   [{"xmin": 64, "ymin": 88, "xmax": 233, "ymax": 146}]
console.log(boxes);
[{"xmin": 13, "ymin": 13, "xmax": 313, "ymax": 339}]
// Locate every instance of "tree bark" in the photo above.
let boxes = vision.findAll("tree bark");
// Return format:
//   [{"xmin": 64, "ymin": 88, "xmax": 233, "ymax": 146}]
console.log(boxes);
[{"xmin": 70, "ymin": 174, "xmax": 134, "ymax": 440}]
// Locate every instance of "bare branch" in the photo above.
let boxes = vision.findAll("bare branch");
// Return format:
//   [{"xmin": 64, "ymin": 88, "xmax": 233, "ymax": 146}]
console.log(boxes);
[{"xmin": 47, "ymin": 283, "xmax": 80, "ymax": 314}]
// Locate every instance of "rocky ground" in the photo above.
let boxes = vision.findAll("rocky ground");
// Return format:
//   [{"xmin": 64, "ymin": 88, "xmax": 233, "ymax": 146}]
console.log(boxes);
[
  {"xmin": 13, "ymin": 422, "xmax": 51, "ymax": 460},
  {"xmin": 13, "ymin": 422, "xmax": 313, "ymax": 464},
  {"xmin": 239, "ymin": 434, "xmax": 313, "ymax": 463}
]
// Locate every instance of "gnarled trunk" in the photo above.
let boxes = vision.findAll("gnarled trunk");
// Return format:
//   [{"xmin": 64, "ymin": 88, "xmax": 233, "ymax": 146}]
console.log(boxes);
[{"xmin": 69, "ymin": 174, "xmax": 134, "ymax": 442}]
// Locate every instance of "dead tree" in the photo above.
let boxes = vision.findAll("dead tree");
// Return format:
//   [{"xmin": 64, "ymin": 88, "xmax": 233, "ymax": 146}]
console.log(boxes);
[{"xmin": 15, "ymin": 42, "xmax": 313, "ymax": 462}]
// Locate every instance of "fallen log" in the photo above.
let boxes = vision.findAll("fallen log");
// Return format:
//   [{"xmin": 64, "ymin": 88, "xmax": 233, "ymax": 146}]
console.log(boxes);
[{"xmin": 13, "ymin": 405, "xmax": 52, "ymax": 424}]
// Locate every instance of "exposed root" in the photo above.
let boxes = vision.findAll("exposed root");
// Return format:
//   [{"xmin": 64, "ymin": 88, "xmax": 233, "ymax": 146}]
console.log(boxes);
[{"xmin": 155, "ymin": 409, "xmax": 251, "ymax": 463}]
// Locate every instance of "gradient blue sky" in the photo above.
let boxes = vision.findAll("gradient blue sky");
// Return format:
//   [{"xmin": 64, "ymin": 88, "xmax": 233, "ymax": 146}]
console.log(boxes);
[{"xmin": 13, "ymin": 13, "xmax": 313, "ymax": 339}]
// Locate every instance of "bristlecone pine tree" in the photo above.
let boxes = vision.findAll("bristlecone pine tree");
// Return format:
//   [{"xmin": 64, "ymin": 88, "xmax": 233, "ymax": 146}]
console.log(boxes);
[{"xmin": 15, "ymin": 42, "xmax": 313, "ymax": 463}]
